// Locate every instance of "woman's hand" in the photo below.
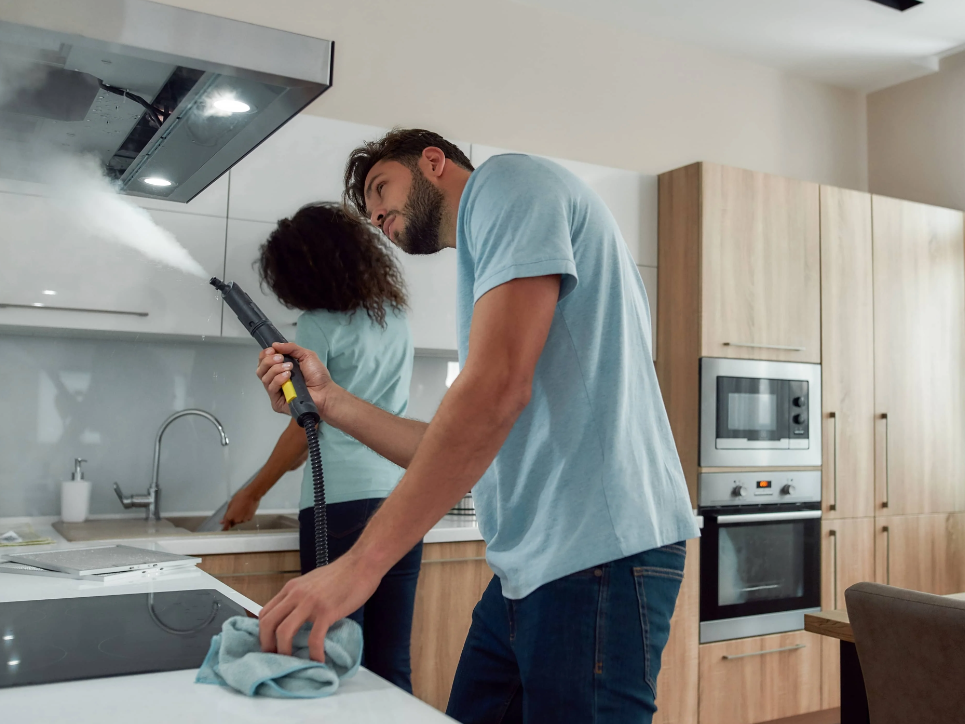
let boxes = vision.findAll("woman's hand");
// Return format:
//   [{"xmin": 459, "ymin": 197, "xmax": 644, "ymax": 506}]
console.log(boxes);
[
  {"xmin": 256, "ymin": 343, "xmax": 340, "ymax": 419},
  {"xmin": 221, "ymin": 487, "xmax": 261, "ymax": 530}
]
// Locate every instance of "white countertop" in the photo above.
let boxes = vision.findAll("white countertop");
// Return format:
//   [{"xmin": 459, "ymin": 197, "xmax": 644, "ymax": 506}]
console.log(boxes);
[
  {"xmin": 0, "ymin": 513, "xmax": 482, "ymax": 557},
  {"xmin": 0, "ymin": 552, "xmax": 454, "ymax": 723}
]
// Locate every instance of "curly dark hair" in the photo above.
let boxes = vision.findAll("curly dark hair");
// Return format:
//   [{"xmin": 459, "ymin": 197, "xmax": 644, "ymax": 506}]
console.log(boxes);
[
  {"xmin": 257, "ymin": 202, "xmax": 406, "ymax": 328},
  {"xmin": 344, "ymin": 128, "xmax": 474, "ymax": 216}
]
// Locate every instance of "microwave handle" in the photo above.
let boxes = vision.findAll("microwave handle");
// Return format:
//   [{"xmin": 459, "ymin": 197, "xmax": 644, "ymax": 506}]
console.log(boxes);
[
  {"xmin": 717, "ymin": 510, "xmax": 823, "ymax": 524},
  {"xmin": 723, "ymin": 342, "xmax": 806, "ymax": 352}
]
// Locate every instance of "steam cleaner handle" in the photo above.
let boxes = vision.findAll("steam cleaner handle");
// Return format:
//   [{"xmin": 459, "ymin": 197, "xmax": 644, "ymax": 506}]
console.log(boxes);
[{"xmin": 210, "ymin": 277, "xmax": 320, "ymax": 428}]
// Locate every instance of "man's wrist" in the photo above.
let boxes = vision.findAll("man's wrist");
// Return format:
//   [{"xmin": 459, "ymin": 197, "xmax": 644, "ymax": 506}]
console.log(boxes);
[{"xmin": 318, "ymin": 383, "xmax": 349, "ymax": 424}]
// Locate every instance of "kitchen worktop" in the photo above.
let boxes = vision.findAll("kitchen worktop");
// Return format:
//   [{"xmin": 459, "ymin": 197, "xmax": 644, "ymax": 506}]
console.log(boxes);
[
  {"xmin": 0, "ymin": 512, "xmax": 482, "ymax": 557},
  {"xmin": 0, "ymin": 546, "xmax": 454, "ymax": 723}
]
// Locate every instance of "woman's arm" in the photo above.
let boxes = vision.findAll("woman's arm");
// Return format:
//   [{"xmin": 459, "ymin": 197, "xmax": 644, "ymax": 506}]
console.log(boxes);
[{"xmin": 222, "ymin": 419, "xmax": 308, "ymax": 529}]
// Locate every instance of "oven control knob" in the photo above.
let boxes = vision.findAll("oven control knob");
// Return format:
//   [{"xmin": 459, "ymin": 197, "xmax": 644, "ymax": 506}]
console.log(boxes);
[
  {"xmin": 782, "ymin": 484, "xmax": 797, "ymax": 496},
  {"xmin": 793, "ymin": 396, "xmax": 807, "ymax": 407},
  {"xmin": 793, "ymin": 413, "xmax": 807, "ymax": 425},
  {"xmin": 732, "ymin": 485, "xmax": 748, "ymax": 498}
]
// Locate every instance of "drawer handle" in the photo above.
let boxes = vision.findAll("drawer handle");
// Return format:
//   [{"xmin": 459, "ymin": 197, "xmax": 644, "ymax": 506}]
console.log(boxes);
[
  {"xmin": 722, "ymin": 643, "xmax": 806, "ymax": 660},
  {"xmin": 0, "ymin": 302, "xmax": 149, "ymax": 318},
  {"xmin": 723, "ymin": 342, "xmax": 805, "ymax": 352},
  {"xmin": 422, "ymin": 556, "xmax": 488, "ymax": 564}
]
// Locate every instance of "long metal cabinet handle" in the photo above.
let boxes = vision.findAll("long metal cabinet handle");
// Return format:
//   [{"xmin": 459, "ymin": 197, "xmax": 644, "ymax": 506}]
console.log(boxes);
[
  {"xmin": 718, "ymin": 510, "xmax": 822, "ymax": 524},
  {"xmin": 829, "ymin": 529, "xmax": 838, "ymax": 609},
  {"xmin": 0, "ymin": 302, "xmax": 149, "ymax": 318},
  {"xmin": 829, "ymin": 412, "xmax": 837, "ymax": 511},
  {"xmin": 881, "ymin": 413, "xmax": 889, "ymax": 509},
  {"xmin": 722, "ymin": 644, "xmax": 806, "ymax": 660},
  {"xmin": 723, "ymin": 342, "xmax": 806, "ymax": 352},
  {"xmin": 883, "ymin": 525, "xmax": 890, "ymax": 585}
]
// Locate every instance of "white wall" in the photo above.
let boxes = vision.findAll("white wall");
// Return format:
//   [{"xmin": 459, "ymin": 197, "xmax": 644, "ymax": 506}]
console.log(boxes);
[
  {"xmin": 150, "ymin": 0, "xmax": 868, "ymax": 190},
  {"xmin": 868, "ymin": 51, "xmax": 965, "ymax": 211}
]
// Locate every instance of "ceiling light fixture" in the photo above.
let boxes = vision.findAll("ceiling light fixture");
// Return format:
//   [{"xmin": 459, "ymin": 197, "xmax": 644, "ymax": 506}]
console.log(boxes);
[
  {"xmin": 212, "ymin": 97, "xmax": 250, "ymax": 114},
  {"xmin": 42, "ymin": 290, "xmax": 56, "ymax": 295},
  {"xmin": 142, "ymin": 177, "xmax": 173, "ymax": 187}
]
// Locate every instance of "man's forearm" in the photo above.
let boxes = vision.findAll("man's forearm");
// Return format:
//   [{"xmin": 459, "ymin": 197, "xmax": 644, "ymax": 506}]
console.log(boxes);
[
  {"xmin": 348, "ymin": 368, "xmax": 527, "ymax": 575},
  {"xmin": 323, "ymin": 387, "xmax": 429, "ymax": 468}
]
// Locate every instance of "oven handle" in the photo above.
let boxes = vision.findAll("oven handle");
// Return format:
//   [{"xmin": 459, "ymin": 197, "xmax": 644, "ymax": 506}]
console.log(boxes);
[{"xmin": 717, "ymin": 510, "xmax": 823, "ymax": 524}]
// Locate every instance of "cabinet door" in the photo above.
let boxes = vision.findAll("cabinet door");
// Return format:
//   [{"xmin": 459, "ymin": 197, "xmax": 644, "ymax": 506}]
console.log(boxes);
[
  {"xmin": 470, "ymin": 144, "xmax": 656, "ymax": 266},
  {"xmin": 700, "ymin": 164, "xmax": 821, "ymax": 363},
  {"xmin": 0, "ymin": 191, "xmax": 225, "ymax": 337},
  {"xmin": 653, "ymin": 538, "xmax": 699, "ymax": 724},
  {"xmin": 820, "ymin": 187, "xmax": 875, "ymax": 518},
  {"xmin": 221, "ymin": 218, "xmax": 300, "ymax": 339},
  {"xmin": 410, "ymin": 541, "xmax": 492, "ymax": 711},
  {"xmin": 820, "ymin": 517, "xmax": 875, "ymax": 709},
  {"xmin": 875, "ymin": 513, "xmax": 965, "ymax": 595},
  {"xmin": 872, "ymin": 196, "xmax": 965, "ymax": 515},
  {"xmin": 397, "ymin": 248, "xmax": 459, "ymax": 352},
  {"xmin": 698, "ymin": 630, "xmax": 823, "ymax": 724}
]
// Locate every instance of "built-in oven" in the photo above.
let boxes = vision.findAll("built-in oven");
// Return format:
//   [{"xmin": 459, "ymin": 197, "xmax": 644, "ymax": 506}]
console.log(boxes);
[
  {"xmin": 698, "ymin": 471, "xmax": 822, "ymax": 643},
  {"xmin": 700, "ymin": 358, "xmax": 822, "ymax": 468}
]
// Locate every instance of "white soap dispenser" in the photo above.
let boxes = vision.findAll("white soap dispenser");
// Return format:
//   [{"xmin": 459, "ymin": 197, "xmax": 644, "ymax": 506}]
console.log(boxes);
[{"xmin": 61, "ymin": 458, "xmax": 92, "ymax": 523}]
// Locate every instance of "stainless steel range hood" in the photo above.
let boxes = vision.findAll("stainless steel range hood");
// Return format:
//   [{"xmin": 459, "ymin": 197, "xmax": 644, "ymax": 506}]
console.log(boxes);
[{"xmin": 0, "ymin": 0, "xmax": 333, "ymax": 202}]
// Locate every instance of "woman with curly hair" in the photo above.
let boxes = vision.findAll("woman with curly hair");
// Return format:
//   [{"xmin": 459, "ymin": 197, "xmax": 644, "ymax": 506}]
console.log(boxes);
[{"xmin": 221, "ymin": 201, "xmax": 419, "ymax": 691}]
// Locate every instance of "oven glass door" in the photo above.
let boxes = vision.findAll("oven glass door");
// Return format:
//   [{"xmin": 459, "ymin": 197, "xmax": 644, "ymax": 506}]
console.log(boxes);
[
  {"xmin": 700, "ymin": 507, "xmax": 821, "ymax": 624},
  {"xmin": 716, "ymin": 376, "xmax": 789, "ymax": 443}
]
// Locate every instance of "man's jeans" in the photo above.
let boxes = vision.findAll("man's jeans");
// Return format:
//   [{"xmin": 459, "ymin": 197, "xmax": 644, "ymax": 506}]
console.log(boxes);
[{"xmin": 447, "ymin": 542, "xmax": 687, "ymax": 723}]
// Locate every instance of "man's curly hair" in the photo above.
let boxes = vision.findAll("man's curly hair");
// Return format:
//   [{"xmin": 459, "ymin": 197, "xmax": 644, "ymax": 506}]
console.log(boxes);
[{"xmin": 258, "ymin": 202, "xmax": 406, "ymax": 328}]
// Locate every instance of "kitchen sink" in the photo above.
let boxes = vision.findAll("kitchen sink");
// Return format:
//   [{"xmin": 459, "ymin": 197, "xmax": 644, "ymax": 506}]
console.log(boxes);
[{"xmin": 163, "ymin": 514, "xmax": 300, "ymax": 534}]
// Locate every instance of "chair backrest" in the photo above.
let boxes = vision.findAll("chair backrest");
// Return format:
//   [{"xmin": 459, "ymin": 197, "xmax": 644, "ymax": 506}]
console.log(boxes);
[{"xmin": 845, "ymin": 582, "xmax": 965, "ymax": 724}]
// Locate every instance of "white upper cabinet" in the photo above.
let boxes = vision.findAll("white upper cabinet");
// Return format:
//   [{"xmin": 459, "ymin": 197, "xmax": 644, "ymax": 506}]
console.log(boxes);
[
  {"xmin": 221, "ymin": 218, "xmax": 301, "ymax": 339},
  {"xmin": 469, "ymin": 145, "xmax": 656, "ymax": 266},
  {"xmin": 0, "ymin": 191, "xmax": 225, "ymax": 336},
  {"xmin": 227, "ymin": 115, "xmax": 388, "ymax": 223},
  {"xmin": 397, "ymin": 248, "xmax": 459, "ymax": 352}
]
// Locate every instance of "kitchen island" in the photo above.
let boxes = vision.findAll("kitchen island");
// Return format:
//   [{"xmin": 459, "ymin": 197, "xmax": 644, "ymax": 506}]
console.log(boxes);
[{"xmin": 0, "ymin": 556, "xmax": 455, "ymax": 723}]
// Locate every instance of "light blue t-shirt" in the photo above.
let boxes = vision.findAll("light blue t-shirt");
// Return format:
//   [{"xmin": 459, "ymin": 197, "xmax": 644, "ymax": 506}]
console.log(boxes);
[
  {"xmin": 295, "ymin": 306, "xmax": 413, "ymax": 509},
  {"xmin": 456, "ymin": 154, "xmax": 700, "ymax": 599}
]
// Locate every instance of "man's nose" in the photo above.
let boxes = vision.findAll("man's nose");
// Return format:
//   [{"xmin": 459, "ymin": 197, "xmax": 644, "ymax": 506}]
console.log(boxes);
[{"xmin": 370, "ymin": 209, "xmax": 384, "ymax": 228}]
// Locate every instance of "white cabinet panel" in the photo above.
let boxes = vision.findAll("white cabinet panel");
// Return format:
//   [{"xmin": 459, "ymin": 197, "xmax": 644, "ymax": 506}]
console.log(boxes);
[
  {"xmin": 221, "ymin": 218, "xmax": 300, "ymax": 339},
  {"xmin": 638, "ymin": 265, "xmax": 657, "ymax": 361},
  {"xmin": 469, "ymin": 145, "xmax": 655, "ymax": 265},
  {"xmin": 129, "ymin": 174, "xmax": 229, "ymax": 218},
  {"xmin": 227, "ymin": 115, "xmax": 388, "ymax": 223},
  {"xmin": 398, "ymin": 248, "xmax": 459, "ymax": 352},
  {"xmin": 0, "ymin": 192, "xmax": 225, "ymax": 336}
]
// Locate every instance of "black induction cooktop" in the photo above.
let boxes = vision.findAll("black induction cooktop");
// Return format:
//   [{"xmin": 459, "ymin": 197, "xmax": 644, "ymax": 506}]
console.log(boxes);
[{"xmin": 0, "ymin": 589, "xmax": 246, "ymax": 688}]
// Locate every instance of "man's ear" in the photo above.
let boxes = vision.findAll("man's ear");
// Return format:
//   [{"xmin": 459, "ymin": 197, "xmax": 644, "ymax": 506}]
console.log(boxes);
[{"xmin": 421, "ymin": 147, "xmax": 447, "ymax": 178}]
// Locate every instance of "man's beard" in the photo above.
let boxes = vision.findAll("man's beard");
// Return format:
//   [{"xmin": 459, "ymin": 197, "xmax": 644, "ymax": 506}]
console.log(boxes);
[{"xmin": 395, "ymin": 167, "xmax": 446, "ymax": 255}]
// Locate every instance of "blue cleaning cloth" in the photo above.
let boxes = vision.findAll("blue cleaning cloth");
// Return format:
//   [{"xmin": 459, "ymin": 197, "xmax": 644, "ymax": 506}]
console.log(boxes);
[{"xmin": 195, "ymin": 616, "xmax": 362, "ymax": 698}]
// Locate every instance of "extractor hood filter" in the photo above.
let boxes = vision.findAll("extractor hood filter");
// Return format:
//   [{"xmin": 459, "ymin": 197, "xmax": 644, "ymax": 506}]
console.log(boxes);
[{"xmin": 0, "ymin": 0, "xmax": 333, "ymax": 202}]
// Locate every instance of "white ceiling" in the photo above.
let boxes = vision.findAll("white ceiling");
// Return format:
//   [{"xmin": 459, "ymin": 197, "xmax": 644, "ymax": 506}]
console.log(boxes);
[{"xmin": 519, "ymin": 0, "xmax": 965, "ymax": 92}]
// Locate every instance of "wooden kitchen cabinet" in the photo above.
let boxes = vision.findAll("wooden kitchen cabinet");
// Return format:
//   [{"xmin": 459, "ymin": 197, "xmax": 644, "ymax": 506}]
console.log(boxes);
[
  {"xmin": 820, "ymin": 187, "xmax": 876, "ymax": 519},
  {"xmin": 698, "ymin": 630, "xmax": 824, "ymax": 724},
  {"xmin": 197, "ymin": 550, "xmax": 301, "ymax": 606},
  {"xmin": 872, "ymin": 195, "xmax": 965, "ymax": 516},
  {"xmin": 410, "ymin": 541, "xmax": 491, "ymax": 711},
  {"xmin": 700, "ymin": 163, "xmax": 821, "ymax": 364},
  {"xmin": 874, "ymin": 513, "xmax": 965, "ymax": 595},
  {"xmin": 819, "ymin": 517, "xmax": 875, "ymax": 709}
]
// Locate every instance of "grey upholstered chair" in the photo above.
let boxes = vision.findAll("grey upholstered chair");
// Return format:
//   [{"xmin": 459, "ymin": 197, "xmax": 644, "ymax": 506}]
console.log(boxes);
[{"xmin": 845, "ymin": 581, "xmax": 965, "ymax": 724}]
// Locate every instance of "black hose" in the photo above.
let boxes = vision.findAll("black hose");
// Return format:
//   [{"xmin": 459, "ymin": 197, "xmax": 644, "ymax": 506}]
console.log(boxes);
[{"xmin": 303, "ymin": 422, "xmax": 328, "ymax": 568}]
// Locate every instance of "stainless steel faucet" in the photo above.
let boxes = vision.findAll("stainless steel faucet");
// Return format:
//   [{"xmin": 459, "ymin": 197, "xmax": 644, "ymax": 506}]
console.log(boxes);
[{"xmin": 114, "ymin": 409, "xmax": 229, "ymax": 521}]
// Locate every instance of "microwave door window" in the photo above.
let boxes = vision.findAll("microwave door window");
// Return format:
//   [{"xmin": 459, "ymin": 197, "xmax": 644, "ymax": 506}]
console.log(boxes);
[
  {"xmin": 728, "ymin": 393, "xmax": 777, "ymax": 432},
  {"xmin": 717, "ymin": 522, "xmax": 805, "ymax": 607}
]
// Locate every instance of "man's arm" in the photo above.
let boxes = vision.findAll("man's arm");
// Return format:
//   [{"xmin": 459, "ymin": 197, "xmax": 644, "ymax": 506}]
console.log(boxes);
[{"xmin": 257, "ymin": 274, "xmax": 561, "ymax": 659}]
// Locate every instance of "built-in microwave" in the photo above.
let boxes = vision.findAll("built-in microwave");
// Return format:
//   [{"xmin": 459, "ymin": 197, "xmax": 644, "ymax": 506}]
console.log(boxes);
[{"xmin": 700, "ymin": 358, "xmax": 822, "ymax": 468}]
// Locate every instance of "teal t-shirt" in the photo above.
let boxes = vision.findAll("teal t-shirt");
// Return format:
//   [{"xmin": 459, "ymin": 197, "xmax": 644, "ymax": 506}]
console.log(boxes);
[
  {"xmin": 295, "ymin": 306, "xmax": 413, "ymax": 509},
  {"xmin": 456, "ymin": 154, "xmax": 700, "ymax": 599}
]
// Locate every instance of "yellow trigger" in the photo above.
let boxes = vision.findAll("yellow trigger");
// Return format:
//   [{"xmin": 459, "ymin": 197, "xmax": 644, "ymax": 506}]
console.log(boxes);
[{"xmin": 282, "ymin": 380, "xmax": 297, "ymax": 403}]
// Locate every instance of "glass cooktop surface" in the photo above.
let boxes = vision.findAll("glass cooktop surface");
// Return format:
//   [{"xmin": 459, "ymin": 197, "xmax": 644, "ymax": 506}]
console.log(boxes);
[{"xmin": 0, "ymin": 589, "xmax": 246, "ymax": 688}]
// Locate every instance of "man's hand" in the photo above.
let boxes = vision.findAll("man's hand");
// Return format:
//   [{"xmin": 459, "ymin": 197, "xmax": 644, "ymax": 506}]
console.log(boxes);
[
  {"xmin": 256, "ymin": 343, "xmax": 340, "ymax": 418},
  {"xmin": 221, "ymin": 487, "xmax": 260, "ymax": 530},
  {"xmin": 258, "ymin": 551, "xmax": 381, "ymax": 660}
]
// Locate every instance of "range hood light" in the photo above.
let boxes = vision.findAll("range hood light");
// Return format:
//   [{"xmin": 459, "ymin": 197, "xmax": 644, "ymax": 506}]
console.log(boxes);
[
  {"xmin": 142, "ymin": 177, "xmax": 173, "ymax": 187},
  {"xmin": 42, "ymin": 290, "xmax": 57, "ymax": 295},
  {"xmin": 212, "ymin": 97, "xmax": 250, "ymax": 114}
]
